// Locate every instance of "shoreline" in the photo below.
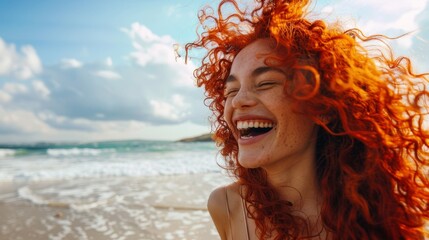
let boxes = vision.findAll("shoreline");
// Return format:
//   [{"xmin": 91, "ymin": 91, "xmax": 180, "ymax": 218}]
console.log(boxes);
[{"xmin": 0, "ymin": 173, "xmax": 232, "ymax": 240}]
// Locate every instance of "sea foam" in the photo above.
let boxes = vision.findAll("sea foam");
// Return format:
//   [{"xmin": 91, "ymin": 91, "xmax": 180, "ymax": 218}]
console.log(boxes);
[
  {"xmin": 47, "ymin": 148, "xmax": 116, "ymax": 157},
  {"xmin": 0, "ymin": 149, "xmax": 16, "ymax": 158},
  {"xmin": 0, "ymin": 141, "xmax": 221, "ymax": 182}
]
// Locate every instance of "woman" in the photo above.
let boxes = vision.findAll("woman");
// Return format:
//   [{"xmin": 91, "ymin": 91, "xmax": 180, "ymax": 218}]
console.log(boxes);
[{"xmin": 186, "ymin": 0, "xmax": 429, "ymax": 239}]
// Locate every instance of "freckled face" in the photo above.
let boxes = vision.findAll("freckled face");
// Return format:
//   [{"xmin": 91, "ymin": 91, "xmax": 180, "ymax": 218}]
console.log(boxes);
[{"xmin": 224, "ymin": 39, "xmax": 318, "ymax": 171}]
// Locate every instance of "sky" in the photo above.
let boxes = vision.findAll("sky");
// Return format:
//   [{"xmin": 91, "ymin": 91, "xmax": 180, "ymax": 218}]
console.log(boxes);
[{"xmin": 0, "ymin": 0, "xmax": 428, "ymax": 143}]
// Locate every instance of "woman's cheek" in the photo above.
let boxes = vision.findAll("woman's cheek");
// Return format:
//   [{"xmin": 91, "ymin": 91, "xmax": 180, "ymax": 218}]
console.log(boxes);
[{"xmin": 223, "ymin": 101, "xmax": 232, "ymax": 125}]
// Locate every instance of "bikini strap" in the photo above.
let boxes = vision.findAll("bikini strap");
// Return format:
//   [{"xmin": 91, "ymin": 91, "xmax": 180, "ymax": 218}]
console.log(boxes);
[
  {"xmin": 241, "ymin": 188, "xmax": 251, "ymax": 240},
  {"xmin": 224, "ymin": 187, "xmax": 233, "ymax": 239}
]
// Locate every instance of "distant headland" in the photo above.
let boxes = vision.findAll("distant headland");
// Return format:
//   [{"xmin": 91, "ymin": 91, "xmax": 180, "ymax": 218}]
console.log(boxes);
[{"xmin": 177, "ymin": 133, "xmax": 213, "ymax": 142}]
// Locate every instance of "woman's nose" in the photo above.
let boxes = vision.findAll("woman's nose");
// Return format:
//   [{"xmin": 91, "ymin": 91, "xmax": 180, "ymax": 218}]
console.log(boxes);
[{"xmin": 231, "ymin": 88, "xmax": 257, "ymax": 109}]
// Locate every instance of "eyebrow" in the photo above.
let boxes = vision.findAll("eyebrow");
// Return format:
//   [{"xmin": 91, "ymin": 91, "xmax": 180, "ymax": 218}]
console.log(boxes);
[{"xmin": 226, "ymin": 66, "xmax": 286, "ymax": 83}]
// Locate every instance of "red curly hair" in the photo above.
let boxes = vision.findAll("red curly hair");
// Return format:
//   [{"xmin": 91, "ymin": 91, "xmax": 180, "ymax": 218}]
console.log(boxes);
[{"xmin": 186, "ymin": 0, "xmax": 429, "ymax": 239}]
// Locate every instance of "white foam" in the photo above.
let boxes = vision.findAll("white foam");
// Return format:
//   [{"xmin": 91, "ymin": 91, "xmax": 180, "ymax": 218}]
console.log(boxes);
[
  {"xmin": 75, "ymin": 227, "xmax": 89, "ymax": 240},
  {"xmin": 0, "ymin": 149, "xmax": 15, "ymax": 158},
  {"xmin": 2, "ymin": 171, "xmax": 228, "ymax": 240},
  {"xmin": 18, "ymin": 186, "xmax": 47, "ymax": 205},
  {"xmin": 70, "ymin": 197, "xmax": 113, "ymax": 212},
  {"xmin": 47, "ymin": 219, "xmax": 71, "ymax": 240},
  {"xmin": 0, "ymin": 149, "xmax": 221, "ymax": 182},
  {"xmin": 17, "ymin": 185, "xmax": 119, "ymax": 211},
  {"xmin": 47, "ymin": 148, "xmax": 115, "ymax": 157}
]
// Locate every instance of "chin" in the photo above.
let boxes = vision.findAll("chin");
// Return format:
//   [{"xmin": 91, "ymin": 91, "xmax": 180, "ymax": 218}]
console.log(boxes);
[{"xmin": 238, "ymin": 155, "xmax": 266, "ymax": 169}]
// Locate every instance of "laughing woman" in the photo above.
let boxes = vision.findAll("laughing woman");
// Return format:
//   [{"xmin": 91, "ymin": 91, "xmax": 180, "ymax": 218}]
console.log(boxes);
[{"xmin": 186, "ymin": 0, "xmax": 429, "ymax": 239}]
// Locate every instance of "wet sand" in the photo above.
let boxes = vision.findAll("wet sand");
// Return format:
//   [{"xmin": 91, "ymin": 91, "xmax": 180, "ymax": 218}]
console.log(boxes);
[{"xmin": 0, "ymin": 173, "xmax": 232, "ymax": 240}]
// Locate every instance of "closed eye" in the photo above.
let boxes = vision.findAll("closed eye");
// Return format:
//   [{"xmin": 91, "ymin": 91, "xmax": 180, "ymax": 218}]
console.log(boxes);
[
  {"xmin": 224, "ymin": 88, "xmax": 239, "ymax": 98},
  {"xmin": 257, "ymin": 81, "xmax": 279, "ymax": 89}
]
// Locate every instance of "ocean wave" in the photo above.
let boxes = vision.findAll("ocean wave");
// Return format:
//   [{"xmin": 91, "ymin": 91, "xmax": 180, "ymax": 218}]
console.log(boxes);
[
  {"xmin": 0, "ymin": 152, "xmax": 221, "ymax": 182},
  {"xmin": 17, "ymin": 186, "xmax": 116, "ymax": 211},
  {"xmin": 47, "ymin": 148, "xmax": 116, "ymax": 157},
  {"xmin": 0, "ymin": 141, "xmax": 221, "ymax": 182},
  {"xmin": 0, "ymin": 149, "xmax": 16, "ymax": 158}
]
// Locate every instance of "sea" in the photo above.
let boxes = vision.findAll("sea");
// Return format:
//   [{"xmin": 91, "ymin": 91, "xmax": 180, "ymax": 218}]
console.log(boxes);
[
  {"xmin": 0, "ymin": 140, "xmax": 220, "ymax": 182},
  {"xmin": 0, "ymin": 140, "xmax": 229, "ymax": 240}
]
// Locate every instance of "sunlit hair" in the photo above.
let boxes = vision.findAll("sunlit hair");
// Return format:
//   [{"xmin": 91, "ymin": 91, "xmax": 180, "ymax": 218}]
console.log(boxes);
[{"xmin": 186, "ymin": 0, "xmax": 429, "ymax": 239}]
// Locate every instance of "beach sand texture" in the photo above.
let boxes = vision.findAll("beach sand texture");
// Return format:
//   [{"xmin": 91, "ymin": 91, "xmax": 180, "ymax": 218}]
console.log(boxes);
[{"xmin": 0, "ymin": 173, "xmax": 231, "ymax": 240}]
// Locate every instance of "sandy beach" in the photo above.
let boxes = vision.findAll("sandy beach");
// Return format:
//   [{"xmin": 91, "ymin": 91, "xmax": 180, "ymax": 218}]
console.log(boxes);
[{"xmin": 0, "ymin": 173, "xmax": 232, "ymax": 240}]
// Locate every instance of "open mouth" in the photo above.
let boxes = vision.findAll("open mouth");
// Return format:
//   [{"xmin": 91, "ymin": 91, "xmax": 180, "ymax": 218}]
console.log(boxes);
[{"xmin": 236, "ymin": 120, "xmax": 274, "ymax": 139}]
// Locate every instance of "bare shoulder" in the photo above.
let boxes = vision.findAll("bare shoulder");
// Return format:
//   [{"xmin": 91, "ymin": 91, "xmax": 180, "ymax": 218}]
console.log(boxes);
[
  {"xmin": 208, "ymin": 182, "xmax": 240, "ymax": 212},
  {"xmin": 207, "ymin": 186, "xmax": 226, "ymax": 211},
  {"xmin": 207, "ymin": 183, "xmax": 240, "ymax": 240}
]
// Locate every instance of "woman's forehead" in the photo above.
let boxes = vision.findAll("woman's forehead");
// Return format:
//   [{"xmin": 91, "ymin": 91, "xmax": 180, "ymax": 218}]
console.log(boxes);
[
  {"xmin": 231, "ymin": 39, "xmax": 278, "ymax": 70},
  {"xmin": 236, "ymin": 39, "xmax": 277, "ymax": 59}
]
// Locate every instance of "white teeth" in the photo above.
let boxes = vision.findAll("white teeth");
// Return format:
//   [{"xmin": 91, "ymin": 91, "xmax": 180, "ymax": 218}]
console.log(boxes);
[{"xmin": 236, "ymin": 120, "xmax": 274, "ymax": 130}]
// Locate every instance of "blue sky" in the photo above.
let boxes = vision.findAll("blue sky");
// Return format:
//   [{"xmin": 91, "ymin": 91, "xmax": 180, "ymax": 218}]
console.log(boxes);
[{"xmin": 0, "ymin": 0, "xmax": 428, "ymax": 143}]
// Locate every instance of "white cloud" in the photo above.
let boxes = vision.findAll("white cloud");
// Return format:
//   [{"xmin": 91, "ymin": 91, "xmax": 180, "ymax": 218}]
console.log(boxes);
[
  {"xmin": 0, "ymin": 117, "xmax": 209, "ymax": 143},
  {"xmin": 93, "ymin": 70, "xmax": 122, "ymax": 80},
  {"xmin": 105, "ymin": 57, "xmax": 113, "ymax": 67},
  {"xmin": 0, "ymin": 80, "xmax": 51, "ymax": 104},
  {"xmin": 122, "ymin": 22, "xmax": 173, "ymax": 44},
  {"xmin": 32, "ymin": 80, "xmax": 50, "ymax": 99},
  {"xmin": 0, "ymin": 107, "xmax": 52, "ymax": 134},
  {"xmin": 320, "ymin": 6, "xmax": 334, "ymax": 15},
  {"xmin": 314, "ymin": 0, "xmax": 428, "ymax": 48},
  {"xmin": 0, "ymin": 90, "xmax": 11, "ymax": 103},
  {"xmin": 0, "ymin": 83, "xmax": 27, "ymax": 102},
  {"xmin": 150, "ymin": 100, "xmax": 180, "ymax": 121},
  {"xmin": 351, "ymin": 0, "xmax": 425, "ymax": 13},
  {"xmin": 60, "ymin": 58, "xmax": 83, "ymax": 69},
  {"xmin": 37, "ymin": 111, "xmax": 99, "ymax": 131},
  {"xmin": 3, "ymin": 82, "xmax": 28, "ymax": 94},
  {"xmin": 309, "ymin": 0, "xmax": 429, "ymax": 75},
  {"xmin": 0, "ymin": 24, "xmax": 209, "ymax": 142},
  {"xmin": 361, "ymin": 8, "xmax": 424, "ymax": 48},
  {"xmin": 121, "ymin": 23, "xmax": 197, "ymax": 87},
  {"xmin": 122, "ymin": 23, "xmax": 177, "ymax": 66},
  {"xmin": 30, "ymin": 113, "xmax": 198, "ymax": 142},
  {"xmin": 0, "ymin": 37, "xmax": 42, "ymax": 79},
  {"xmin": 150, "ymin": 94, "xmax": 190, "ymax": 121}
]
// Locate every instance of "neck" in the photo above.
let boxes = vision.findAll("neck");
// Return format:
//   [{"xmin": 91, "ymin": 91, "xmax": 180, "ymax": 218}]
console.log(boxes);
[
  {"xmin": 264, "ymin": 146, "xmax": 321, "ymax": 215},
  {"xmin": 265, "ymin": 154, "xmax": 324, "ymax": 237}
]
